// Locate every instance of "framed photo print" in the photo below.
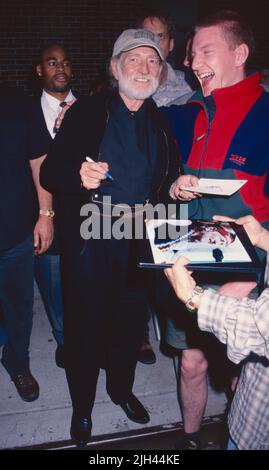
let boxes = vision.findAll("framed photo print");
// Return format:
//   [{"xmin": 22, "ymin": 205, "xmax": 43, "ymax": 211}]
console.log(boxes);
[{"xmin": 139, "ymin": 219, "xmax": 261, "ymax": 273}]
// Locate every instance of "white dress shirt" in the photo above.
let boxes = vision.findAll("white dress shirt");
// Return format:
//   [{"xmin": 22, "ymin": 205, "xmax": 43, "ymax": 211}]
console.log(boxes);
[{"xmin": 41, "ymin": 89, "xmax": 76, "ymax": 138}]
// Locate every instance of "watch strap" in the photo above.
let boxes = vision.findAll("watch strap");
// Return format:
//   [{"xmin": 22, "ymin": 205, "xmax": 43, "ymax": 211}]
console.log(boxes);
[
  {"xmin": 185, "ymin": 285, "xmax": 205, "ymax": 312},
  {"xmin": 39, "ymin": 209, "xmax": 55, "ymax": 218}
]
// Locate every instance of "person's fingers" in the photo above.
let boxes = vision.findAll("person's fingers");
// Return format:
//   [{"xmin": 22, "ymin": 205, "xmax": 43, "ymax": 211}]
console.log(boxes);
[
  {"xmin": 164, "ymin": 267, "xmax": 172, "ymax": 278},
  {"xmin": 81, "ymin": 162, "xmax": 107, "ymax": 180},
  {"xmin": 173, "ymin": 256, "xmax": 191, "ymax": 267},
  {"xmin": 178, "ymin": 188, "xmax": 200, "ymax": 200},
  {"xmin": 83, "ymin": 168, "xmax": 106, "ymax": 180},
  {"xmin": 235, "ymin": 215, "xmax": 255, "ymax": 226},
  {"xmin": 164, "ymin": 258, "xmax": 188, "ymax": 278},
  {"xmin": 33, "ymin": 231, "xmax": 39, "ymax": 248},
  {"xmin": 98, "ymin": 162, "xmax": 109, "ymax": 172},
  {"xmin": 213, "ymin": 214, "xmax": 235, "ymax": 222},
  {"xmin": 81, "ymin": 179, "xmax": 101, "ymax": 190}
]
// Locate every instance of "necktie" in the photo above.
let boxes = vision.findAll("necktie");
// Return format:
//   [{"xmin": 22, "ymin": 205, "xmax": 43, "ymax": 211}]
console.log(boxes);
[{"xmin": 53, "ymin": 99, "xmax": 76, "ymax": 134}]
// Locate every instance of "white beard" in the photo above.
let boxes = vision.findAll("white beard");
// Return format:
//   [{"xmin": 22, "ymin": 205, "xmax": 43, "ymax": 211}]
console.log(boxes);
[{"xmin": 117, "ymin": 63, "xmax": 160, "ymax": 100}]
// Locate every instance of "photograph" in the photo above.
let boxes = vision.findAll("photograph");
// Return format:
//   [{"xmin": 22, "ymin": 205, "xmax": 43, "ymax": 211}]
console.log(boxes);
[{"xmin": 141, "ymin": 219, "xmax": 261, "ymax": 272}]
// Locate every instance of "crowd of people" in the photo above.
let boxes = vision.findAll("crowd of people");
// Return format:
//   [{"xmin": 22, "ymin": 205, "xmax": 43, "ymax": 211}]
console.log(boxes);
[{"xmin": 1, "ymin": 7, "xmax": 269, "ymax": 451}]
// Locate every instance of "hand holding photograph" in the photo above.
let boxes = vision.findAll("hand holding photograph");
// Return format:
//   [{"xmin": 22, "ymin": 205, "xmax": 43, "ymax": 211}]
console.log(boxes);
[{"xmin": 139, "ymin": 219, "xmax": 261, "ymax": 273}]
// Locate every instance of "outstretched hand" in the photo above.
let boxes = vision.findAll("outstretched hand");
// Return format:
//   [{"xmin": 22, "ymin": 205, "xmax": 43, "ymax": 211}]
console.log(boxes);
[
  {"xmin": 213, "ymin": 214, "xmax": 267, "ymax": 249},
  {"xmin": 169, "ymin": 174, "xmax": 201, "ymax": 201}
]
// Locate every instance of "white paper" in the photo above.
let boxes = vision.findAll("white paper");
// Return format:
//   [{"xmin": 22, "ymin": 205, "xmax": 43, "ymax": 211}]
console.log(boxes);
[{"xmin": 181, "ymin": 178, "xmax": 247, "ymax": 196}]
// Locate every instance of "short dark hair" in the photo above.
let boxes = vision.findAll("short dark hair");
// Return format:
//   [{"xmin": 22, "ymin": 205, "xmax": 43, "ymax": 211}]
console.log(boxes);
[
  {"xmin": 38, "ymin": 43, "xmax": 71, "ymax": 64},
  {"xmin": 184, "ymin": 29, "xmax": 195, "ymax": 66},
  {"xmin": 195, "ymin": 10, "xmax": 255, "ymax": 59},
  {"xmin": 136, "ymin": 8, "xmax": 175, "ymax": 39}
]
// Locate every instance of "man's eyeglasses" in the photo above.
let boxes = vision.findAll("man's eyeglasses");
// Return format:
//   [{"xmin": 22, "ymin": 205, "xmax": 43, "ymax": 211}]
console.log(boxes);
[{"xmin": 157, "ymin": 32, "xmax": 170, "ymax": 40}]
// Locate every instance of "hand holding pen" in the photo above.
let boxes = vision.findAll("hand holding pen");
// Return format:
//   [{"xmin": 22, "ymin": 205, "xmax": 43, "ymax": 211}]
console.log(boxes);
[
  {"xmin": 85, "ymin": 157, "xmax": 113, "ymax": 181},
  {"xmin": 80, "ymin": 156, "xmax": 114, "ymax": 190}
]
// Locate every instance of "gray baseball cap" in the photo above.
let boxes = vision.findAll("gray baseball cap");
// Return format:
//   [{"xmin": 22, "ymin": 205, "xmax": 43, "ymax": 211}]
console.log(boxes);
[{"xmin": 112, "ymin": 29, "xmax": 164, "ymax": 61}]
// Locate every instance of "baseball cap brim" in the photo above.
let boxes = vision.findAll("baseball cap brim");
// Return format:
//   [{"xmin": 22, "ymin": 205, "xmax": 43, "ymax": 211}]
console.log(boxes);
[{"xmin": 120, "ymin": 41, "xmax": 164, "ymax": 60}]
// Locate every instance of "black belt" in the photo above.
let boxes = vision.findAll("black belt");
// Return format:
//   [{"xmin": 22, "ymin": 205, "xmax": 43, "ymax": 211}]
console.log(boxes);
[{"xmin": 90, "ymin": 195, "xmax": 150, "ymax": 218}]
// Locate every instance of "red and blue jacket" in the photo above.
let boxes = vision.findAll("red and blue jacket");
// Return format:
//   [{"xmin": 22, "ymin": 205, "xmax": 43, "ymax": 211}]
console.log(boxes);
[{"xmin": 162, "ymin": 72, "xmax": 269, "ymax": 226}]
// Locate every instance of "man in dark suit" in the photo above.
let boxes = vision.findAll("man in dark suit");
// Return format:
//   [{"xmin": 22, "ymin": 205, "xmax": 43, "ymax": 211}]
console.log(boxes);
[{"xmin": 32, "ymin": 44, "xmax": 76, "ymax": 368}]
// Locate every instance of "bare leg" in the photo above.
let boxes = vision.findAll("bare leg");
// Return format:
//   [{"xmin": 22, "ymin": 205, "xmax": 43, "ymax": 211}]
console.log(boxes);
[{"xmin": 180, "ymin": 348, "xmax": 208, "ymax": 432}]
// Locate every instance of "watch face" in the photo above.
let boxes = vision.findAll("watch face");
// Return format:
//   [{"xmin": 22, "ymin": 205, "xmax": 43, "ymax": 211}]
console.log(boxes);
[
  {"xmin": 40, "ymin": 209, "xmax": 55, "ymax": 217},
  {"xmin": 185, "ymin": 285, "xmax": 204, "ymax": 312}
]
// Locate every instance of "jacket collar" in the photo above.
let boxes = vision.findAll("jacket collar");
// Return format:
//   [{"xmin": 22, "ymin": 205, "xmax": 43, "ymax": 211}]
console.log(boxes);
[{"xmin": 189, "ymin": 72, "xmax": 263, "ymax": 109}]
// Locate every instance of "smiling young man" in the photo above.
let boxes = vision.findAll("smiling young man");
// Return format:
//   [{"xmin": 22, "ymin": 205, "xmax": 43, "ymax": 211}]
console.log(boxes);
[
  {"xmin": 161, "ymin": 10, "xmax": 269, "ymax": 449},
  {"xmin": 191, "ymin": 24, "xmax": 248, "ymax": 96}
]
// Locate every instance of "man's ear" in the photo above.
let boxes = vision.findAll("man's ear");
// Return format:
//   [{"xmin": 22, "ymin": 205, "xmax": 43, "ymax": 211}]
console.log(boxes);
[
  {"xmin": 110, "ymin": 58, "xmax": 119, "ymax": 80},
  {"xmin": 235, "ymin": 43, "xmax": 249, "ymax": 67},
  {"xmin": 169, "ymin": 37, "xmax": 174, "ymax": 53},
  {"xmin": 36, "ymin": 64, "xmax": 42, "ymax": 77}
]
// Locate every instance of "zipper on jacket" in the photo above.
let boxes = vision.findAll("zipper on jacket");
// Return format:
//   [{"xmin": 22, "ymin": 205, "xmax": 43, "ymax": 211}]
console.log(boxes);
[
  {"xmin": 194, "ymin": 98, "xmax": 215, "ymax": 176},
  {"xmin": 197, "ymin": 120, "xmax": 212, "ymax": 177}
]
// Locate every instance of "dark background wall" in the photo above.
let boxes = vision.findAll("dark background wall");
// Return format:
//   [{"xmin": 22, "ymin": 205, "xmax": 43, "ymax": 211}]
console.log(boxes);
[
  {"xmin": 0, "ymin": 0, "xmax": 268, "ymax": 95},
  {"xmin": 0, "ymin": 0, "xmax": 146, "ymax": 94},
  {"xmin": 198, "ymin": 0, "xmax": 269, "ymax": 70}
]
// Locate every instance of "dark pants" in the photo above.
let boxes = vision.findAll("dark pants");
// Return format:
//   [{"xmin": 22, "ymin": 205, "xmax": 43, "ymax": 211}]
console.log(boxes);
[
  {"xmin": 0, "ymin": 235, "xmax": 34, "ymax": 377},
  {"xmin": 61, "ymin": 237, "xmax": 149, "ymax": 417},
  {"xmin": 34, "ymin": 253, "xmax": 64, "ymax": 346}
]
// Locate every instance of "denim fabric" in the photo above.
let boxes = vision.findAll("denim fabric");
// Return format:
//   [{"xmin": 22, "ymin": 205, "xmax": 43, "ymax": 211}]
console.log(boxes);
[
  {"xmin": 0, "ymin": 305, "xmax": 7, "ymax": 346},
  {"xmin": 0, "ymin": 323, "xmax": 7, "ymax": 347},
  {"xmin": 0, "ymin": 235, "xmax": 34, "ymax": 376},
  {"xmin": 34, "ymin": 253, "xmax": 64, "ymax": 345},
  {"xmin": 227, "ymin": 437, "xmax": 238, "ymax": 450}
]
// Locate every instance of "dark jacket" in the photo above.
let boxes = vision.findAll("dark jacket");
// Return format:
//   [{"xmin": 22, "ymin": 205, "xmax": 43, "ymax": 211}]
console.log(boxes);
[
  {"xmin": 0, "ymin": 85, "xmax": 48, "ymax": 250},
  {"xmin": 40, "ymin": 91, "xmax": 179, "ymax": 251}
]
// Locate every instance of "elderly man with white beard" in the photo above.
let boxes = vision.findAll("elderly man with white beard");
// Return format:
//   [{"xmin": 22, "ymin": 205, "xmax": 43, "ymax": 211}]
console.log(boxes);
[{"xmin": 40, "ymin": 29, "xmax": 179, "ymax": 447}]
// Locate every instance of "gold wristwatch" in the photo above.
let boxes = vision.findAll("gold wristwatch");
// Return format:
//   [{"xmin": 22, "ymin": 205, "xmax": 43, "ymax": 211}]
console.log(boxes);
[
  {"xmin": 39, "ymin": 209, "xmax": 55, "ymax": 218},
  {"xmin": 185, "ymin": 286, "xmax": 205, "ymax": 312}
]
